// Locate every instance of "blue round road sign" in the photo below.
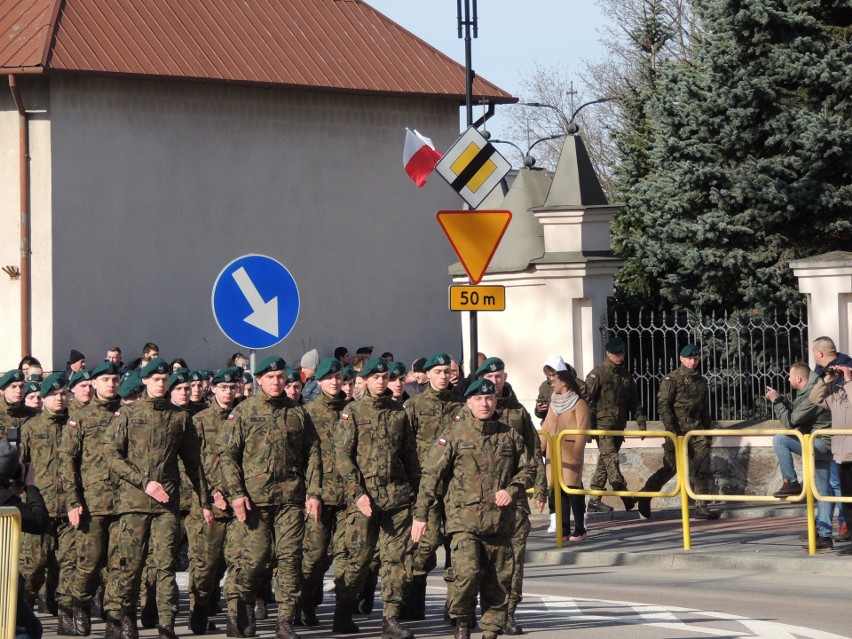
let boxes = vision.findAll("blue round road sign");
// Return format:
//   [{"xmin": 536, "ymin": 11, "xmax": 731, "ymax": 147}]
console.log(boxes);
[{"xmin": 211, "ymin": 254, "xmax": 300, "ymax": 350}]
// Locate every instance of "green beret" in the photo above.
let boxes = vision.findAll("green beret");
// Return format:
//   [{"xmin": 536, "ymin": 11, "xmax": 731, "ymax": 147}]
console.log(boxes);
[
  {"xmin": 464, "ymin": 378, "xmax": 496, "ymax": 398},
  {"xmin": 475, "ymin": 357, "xmax": 505, "ymax": 377},
  {"xmin": 24, "ymin": 381, "xmax": 41, "ymax": 396},
  {"xmin": 140, "ymin": 358, "xmax": 170, "ymax": 378},
  {"xmin": 91, "ymin": 362, "xmax": 120, "ymax": 378},
  {"xmin": 605, "ymin": 338, "xmax": 626, "ymax": 354},
  {"xmin": 341, "ymin": 366, "xmax": 356, "ymax": 382},
  {"xmin": 40, "ymin": 372, "xmax": 67, "ymax": 397},
  {"xmin": 359, "ymin": 357, "xmax": 389, "ymax": 378},
  {"xmin": 242, "ymin": 371, "xmax": 253, "ymax": 384},
  {"xmin": 68, "ymin": 369, "xmax": 94, "ymax": 389},
  {"xmin": 424, "ymin": 352, "xmax": 452, "ymax": 371},
  {"xmin": 254, "ymin": 356, "xmax": 286, "ymax": 376},
  {"xmin": 212, "ymin": 367, "xmax": 240, "ymax": 384},
  {"xmin": 0, "ymin": 370, "xmax": 25, "ymax": 389},
  {"xmin": 200, "ymin": 369, "xmax": 213, "ymax": 380},
  {"xmin": 284, "ymin": 367, "xmax": 301, "ymax": 384},
  {"xmin": 119, "ymin": 374, "xmax": 144, "ymax": 399},
  {"xmin": 388, "ymin": 361, "xmax": 407, "ymax": 381},
  {"xmin": 26, "ymin": 373, "xmax": 43, "ymax": 383},
  {"xmin": 168, "ymin": 370, "xmax": 191, "ymax": 392},
  {"xmin": 315, "ymin": 358, "xmax": 342, "ymax": 381},
  {"xmin": 680, "ymin": 343, "xmax": 700, "ymax": 357},
  {"xmin": 189, "ymin": 370, "xmax": 205, "ymax": 383}
]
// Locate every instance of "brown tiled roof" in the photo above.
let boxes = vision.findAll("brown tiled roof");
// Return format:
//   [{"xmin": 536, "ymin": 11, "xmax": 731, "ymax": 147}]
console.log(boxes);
[{"xmin": 0, "ymin": 0, "xmax": 514, "ymax": 102}]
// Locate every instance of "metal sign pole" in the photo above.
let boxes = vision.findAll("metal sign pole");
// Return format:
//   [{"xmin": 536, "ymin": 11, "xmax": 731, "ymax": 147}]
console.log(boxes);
[{"xmin": 250, "ymin": 349, "xmax": 256, "ymax": 391}]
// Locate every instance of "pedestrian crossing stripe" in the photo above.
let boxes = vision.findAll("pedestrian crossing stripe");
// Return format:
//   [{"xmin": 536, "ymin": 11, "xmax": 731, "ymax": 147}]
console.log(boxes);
[{"xmin": 436, "ymin": 126, "xmax": 511, "ymax": 210}]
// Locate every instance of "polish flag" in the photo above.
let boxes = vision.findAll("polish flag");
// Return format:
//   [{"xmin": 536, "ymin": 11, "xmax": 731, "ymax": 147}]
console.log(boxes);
[{"xmin": 403, "ymin": 128, "xmax": 442, "ymax": 187}]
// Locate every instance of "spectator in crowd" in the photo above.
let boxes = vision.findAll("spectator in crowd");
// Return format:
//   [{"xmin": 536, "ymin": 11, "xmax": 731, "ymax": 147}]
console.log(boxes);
[
  {"xmin": 65, "ymin": 350, "xmax": 86, "ymax": 379},
  {"xmin": 454, "ymin": 352, "xmax": 486, "ymax": 398},
  {"xmin": 105, "ymin": 347, "xmax": 128, "ymax": 376},
  {"xmin": 535, "ymin": 356, "xmax": 568, "ymax": 422},
  {"xmin": 809, "ymin": 362, "xmax": 852, "ymax": 555},
  {"xmin": 350, "ymin": 354, "xmax": 370, "ymax": 400},
  {"xmin": 228, "ymin": 352, "xmax": 250, "ymax": 369},
  {"xmin": 381, "ymin": 352, "xmax": 394, "ymax": 362},
  {"xmin": 18, "ymin": 356, "xmax": 42, "ymax": 379},
  {"xmin": 170, "ymin": 358, "xmax": 188, "ymax": 373},
  {"xmin": 355, "ymin": 346, "xmax": 374, "ymax": 357},
  {"xmin": 300, "ymin": 349, "xmax": 321, "ymax": 402},
  {"xmin": 138, "ymin": 343, "xmax": 160, "ymax": 370},
  {"xmin": 403, "ymin": 358, "xmax": 428, "ymax": 398},
  {"xmin": 765, "ymin": 362, "xmax": 834, "ymax": 550},
  {"xmin": 334, "ymin": 347, "xmax": 351, "ymax": 366},
  {"xmin": 449, "ymin": 358, "xmax": 461, "ymax": 388}
]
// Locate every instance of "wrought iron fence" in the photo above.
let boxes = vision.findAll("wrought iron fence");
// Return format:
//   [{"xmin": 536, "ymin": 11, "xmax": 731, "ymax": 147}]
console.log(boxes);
[{"xmin": 601, "ymin": 308, "xmax": 808, "ymax": 421}]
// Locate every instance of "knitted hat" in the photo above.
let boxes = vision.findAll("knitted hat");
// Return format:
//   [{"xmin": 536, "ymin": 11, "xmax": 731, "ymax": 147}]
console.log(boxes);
[
  {"xmin": 300, "ymin": 349, "xmax": 320, "ymax": 372},
  {"xmin": 69, "ymin": 349, "xmax": 85, "ymax": 365}
]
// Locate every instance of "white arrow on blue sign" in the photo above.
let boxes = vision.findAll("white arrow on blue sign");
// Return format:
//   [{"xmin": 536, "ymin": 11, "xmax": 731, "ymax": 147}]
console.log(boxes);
[{"xmin": 211, "ymin": 254, "xmax": 300, "ymax": 350}]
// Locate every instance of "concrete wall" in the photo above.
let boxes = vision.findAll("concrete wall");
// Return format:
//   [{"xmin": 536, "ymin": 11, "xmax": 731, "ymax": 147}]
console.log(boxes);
[
  {"xmin": 27, "ymin": 76, "xmax": 463, "ymax": 371},
  {"xmin": 0, "ymin": 78, "xmax": 54, "ymax": 368}
]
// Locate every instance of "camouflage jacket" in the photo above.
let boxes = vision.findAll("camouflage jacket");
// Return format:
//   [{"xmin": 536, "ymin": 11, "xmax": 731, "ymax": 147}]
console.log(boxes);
[
  {"xmin": 335, "ymin": 391, "xmax": 419, "ymax": 511},
  {"xmin": 172, "ymin": 404, "xmax": 196, "ymax": 513},
  {"xmin": 0, "ymin": 398, "xmax": 37, "ymax": 443},
  {"xmin": 305, "ymin": 390, "xmax": 349, "ymax": 506},
  {"xmin": 192, "ymin": 400, "xmax": 232, "ymax": 518},
  {"xmin": 105, "ymin": 393, "xmax": 209, "ymax": 514},
  {"xmin": 658, "ymin": 365, "xmax": 709, "ymax": 434},
  {"xmin": 404, "ymin": 385, "xmax": 463, "ymax": 463},
  {"xmin": 20, "ymin": 409, "xmax": 68, "ymax": 518},
  {"xmin": 585, "ymin": 358, "xmax": 646, "ymax": 430},
  {"xmin": 61, "ymin": 394, "xmax": 121, "ymax": 516},
  {"xmin": 218, "ymin": 389, "xmax": 321, "ymax": 507},
  {"xmin": 414, "ymin": 410, "xmax": 535, "ymax": 537},
  {"xmin": 68, "ymin": 397, "xmax": 90, "ymax": 422},
  {"xmin": 495, "ymin": 385, "xmax": 548, "ymax": 505}
]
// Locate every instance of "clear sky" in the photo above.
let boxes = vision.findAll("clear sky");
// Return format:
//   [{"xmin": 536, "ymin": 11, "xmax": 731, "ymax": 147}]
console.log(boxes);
[{"xmin": 364, "ymin": 0, "xmax": 611, "ymax": 142}]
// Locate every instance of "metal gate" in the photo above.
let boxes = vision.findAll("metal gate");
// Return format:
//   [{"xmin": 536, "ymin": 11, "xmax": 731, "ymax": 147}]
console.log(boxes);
[{"xmin": 600, "ymin": 308, "xmax": 808, "ymax": 421}]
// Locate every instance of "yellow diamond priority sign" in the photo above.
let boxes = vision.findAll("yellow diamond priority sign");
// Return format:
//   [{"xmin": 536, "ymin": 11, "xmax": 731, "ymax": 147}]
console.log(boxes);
[
  {"xmin": 437, "ymin": 210, "xmax": 512, "ymax": 284},
  {"xmin": 435, "ymin": 127, "xmax": 512, "ymax": 209}
]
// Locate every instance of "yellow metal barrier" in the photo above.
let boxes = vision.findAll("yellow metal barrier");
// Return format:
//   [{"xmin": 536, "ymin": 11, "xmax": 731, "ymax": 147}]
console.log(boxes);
[
  {"xmin": 0, "ymin": 507, "xmax": 21, "ymax": 639},
  {"xmin": 681, "ymin": 429, "xmax": 812, "ymax": 551},
  {"xmin": 552, "ymin": 429, "xmax": 681, "ymax": 548}
]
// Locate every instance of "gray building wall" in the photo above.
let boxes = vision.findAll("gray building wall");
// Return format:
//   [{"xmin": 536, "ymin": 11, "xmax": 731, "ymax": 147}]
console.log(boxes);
[{"xmin": 6, "ymin": 76, "xmax": 463, "ymax": 370}]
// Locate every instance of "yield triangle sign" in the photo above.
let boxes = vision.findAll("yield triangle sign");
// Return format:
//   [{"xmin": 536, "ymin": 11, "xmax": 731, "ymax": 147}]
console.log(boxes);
[{"xmin": 437, "ymin": 210, "xmax": 512, "ymax": 284}]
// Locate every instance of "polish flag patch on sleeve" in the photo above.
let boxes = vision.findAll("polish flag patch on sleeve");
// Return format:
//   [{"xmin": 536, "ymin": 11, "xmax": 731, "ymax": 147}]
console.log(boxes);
[
  {"xmin": 68, "ymin": 421, "xmax": 77, "ymax": 428},
  {"xmin": 438, "ymin": 438, "xmax": 447, "ymax": 446},
  {"xmin": 114, "ymin": 412, "xmax": 121, "ymax": 418},
  {"xmin": 227, "ymin": 414, "xmax": 234, "ymax": 420},
  {"xmin": 341, "ymin": 413, "xmax": 349, "ymax": 420}
]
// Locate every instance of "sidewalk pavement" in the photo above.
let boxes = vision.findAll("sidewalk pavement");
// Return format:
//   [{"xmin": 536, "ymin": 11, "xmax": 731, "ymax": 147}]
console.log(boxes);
[{"xmin": 526, "ymin": 502, "xmax": 850, "ymax": 575}]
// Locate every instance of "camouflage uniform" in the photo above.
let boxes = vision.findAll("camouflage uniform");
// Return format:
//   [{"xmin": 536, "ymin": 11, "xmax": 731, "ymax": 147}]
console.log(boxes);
[
  {"xmin": 414, "ymin": 409, "xmax": 535, "ymax": 634},
  {"xmin": 103, "ymin": 393, "xmax": 209, "ymax": 628},
  {"xmin": 61, "ymin": 394, "xmax": 121, "ymax": 607},
  {"xmin": 300, "ymin": 390, "xmax": 349, "ymax": 615},
  {"xmin": 187, "ymin": 400, "xmax": 233, "ymax": 621},
  {"xmin": 586, "ymin": 358, "xmax": 646, "ymax": 494},
  {"xmin": 19, "ymin": 408, "xmax": 76, "ymax": 614},
  {"xmin": 0, "ymin": 396, "xmax": 37, "ymax": 442},
  {"xmin": 218, "ymin": 389, "xmax": 321, "ymax": 622},
  {"xmin": 334, "ymin": 391, "xmax": 419, "ymax": 618},
  {"xmin": 494, "ymin": 384, "xmax": 547, "ymax": 619},
  {"xmin": 641, "ymin": 365, "xmax": 713, "ymax": 493},
  {"xmin": 404, "ymin": 386, "xmax": 462, "ymax": 579}
]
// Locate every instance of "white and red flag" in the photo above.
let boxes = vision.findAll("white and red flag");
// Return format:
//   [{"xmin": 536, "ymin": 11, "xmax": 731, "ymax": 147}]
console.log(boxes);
[{"xmin": 403, "ymin": 128, "xmax": 442, "ymax": 187}]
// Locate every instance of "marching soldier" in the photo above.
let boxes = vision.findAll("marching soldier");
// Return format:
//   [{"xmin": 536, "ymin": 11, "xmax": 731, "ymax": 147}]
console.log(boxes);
[
  {"xmin": 0, "ymin": 369, "xmax": 38, "ymax": 442},
  {"xmin": 19, "ymin": 373, "xmax": 78, "ymax": 634},
  {"xmin": 103, "ymin": 358, "xmax": 212, "ymax": 639},
  {"xmin": 67, "ymin": 370, "xmax": 95, "ymax": 419},
  {"xmin": 187, "ymin": 367, "xmax": 241, "ymax": 635},
  {"xmin": 402, "ymin": 352, "xmax": 462, "ymax": 620},
  {"xmin": 637, "ymin": 344, "xmax": 719, "ymax": 520},
  {"xmin": 333, "ymin": 357, "xmax": 419, "ymax": 639},
  {"xmin": 62, "ymin": 362, "xmax": 122, "ymax": 635},
  {"xmin": 585, "ymin": 338, "xmax": 647, "ymax": 512},
  {"xmin": 411, "ymin": 378, "xmax": 536, "ymax": 639},
  {"xmin": 476, "ymin": 357, "xmax": 547, "ymax": 635},
  {"xmin": 218, "ymin": 356, "xmax": 322, "ymax": 639}
]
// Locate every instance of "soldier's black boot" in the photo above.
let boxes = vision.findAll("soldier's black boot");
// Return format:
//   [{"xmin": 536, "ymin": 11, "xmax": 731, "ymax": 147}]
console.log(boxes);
[
  {"xmin": 399, "ymin": 576, "xmax": 426, "ymax": 621},
  {"xmin": 453, "ymin": 623, "xmax": 470, "ymax": 639},
  {"xmin": 332, "ymin": 596, "xmax": 359, "ymax": 634},
  {"xmin": 253, "ymin": 596, "xmax": 267, "ymax": 621},
  {"xmin": 120, "ymin": 612, "xmax": 139, "ymax": 639},
  {"xmin": 189, "ymin": 605, "xmax": 209, "ymax": 635},
  {"xmin": 58, "ymin": 607, "xmax": 78, "ymax": 635},
  {"xmin": 587, "ymin": 498, "xmax": 613, "ymax": 513},
  {"xmin": 296, "ymin": 591, "xmax": 318, "ymax": 627},
  {"xmin": 355, "ymin": 570, "xmax": 378, "ymax": 615},
  {"xmin": 613, "ymin": 483, "xmax": 635, "ymax": 511},
  {"xmin": 93, "ymin": 586, "xmax": 106, "ymax": 621},
  {"xmin": 158, "ymin": 624, "xmax": 178, "ymax": 639},
  {"xmin": 504, "ymin": 612, "xmax": 524, "ymax": 635},
  {"xmin": 239, "ymin": 601, "xmax": 256, "ymax": 637},
  {"xmin": 73, "ymin": 602, "xmax": 92, "ymax": 636},
  {"xmin": 140, "ymin": 591, "xmax": 158, "ymax": 629},
  {"xmin": 381, "ymin": 615, "xmax": 414, "ymax": 639},
  {"xmin": 104, "ymin": 620, "xmax": 121, "ymax": 639},
  {"xmin": 274, "ymin": 618, "xmax": 300, "ymax": 639}
]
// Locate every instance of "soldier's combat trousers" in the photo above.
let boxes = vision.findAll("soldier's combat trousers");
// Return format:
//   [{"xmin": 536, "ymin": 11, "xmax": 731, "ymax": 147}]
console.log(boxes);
[
  {"xmin": 445, "ymin": 532, "xmax": 513, "ymax": 634},
  {"xmin": 21, "ymin": 517, "xmax": 76, "ymax": 611},
  {"xmin": 410, "ymin": 502, "xmax": 443, "ymax": 578},
  {"xmin": 301, "ymin": 504, "xmax": 346, "ymax": 603},
  {"xmin": 589, "ymin": 434, "xmax": 625, "ymax": 491},
  {"xmin": 186, "ymin": 506, "xmax": 229, "ymax": 611},
  {"xmin": 70, "ymin": 514, "xmax": 114, "ymax": 605},
  {"xmin": 508, "ymin": 508, "xmax": 531, "ymax": 616},
  {"xmin": 103, "ymin": 511, "xmax": 180, "ymax": 625},
  {"xmin": 227, "ymin": 504, "xmax": 304, "ymax": 620},
  {"xmin": 641, "ymin": 436, "xmax": 713, "ymax": 494},
  {"xmin": 336, "ymin": 505, "xmax": 412, "ymax": 618}
]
